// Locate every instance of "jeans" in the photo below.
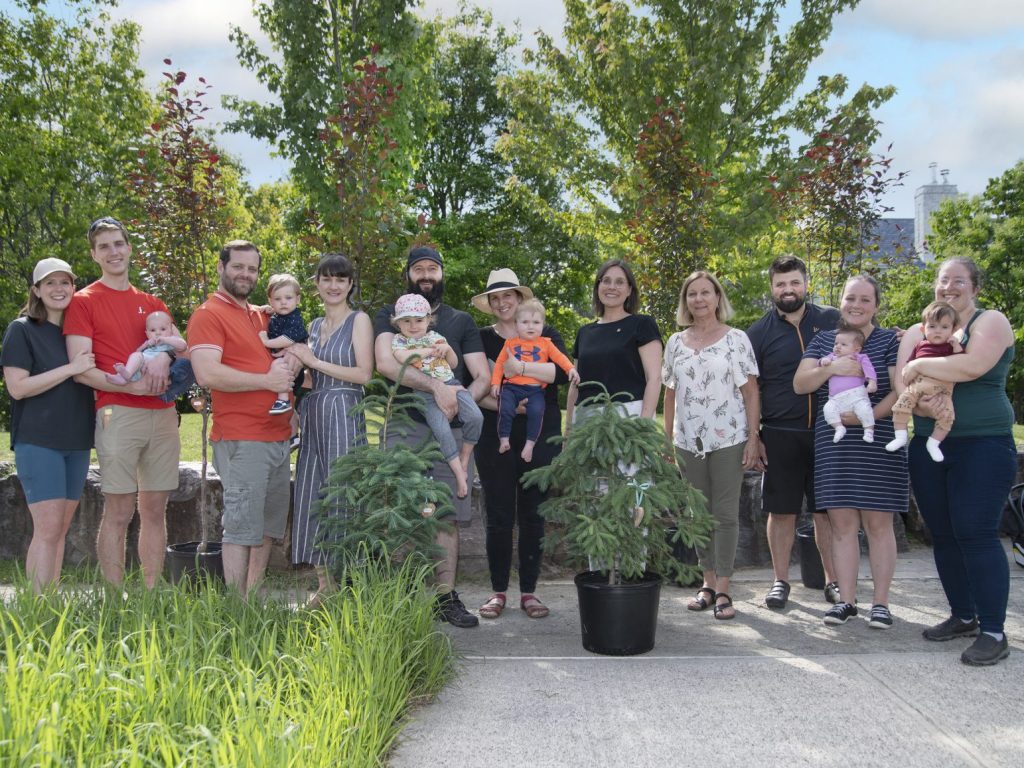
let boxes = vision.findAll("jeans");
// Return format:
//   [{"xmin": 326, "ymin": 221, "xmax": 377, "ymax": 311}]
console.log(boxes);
[{"xmin": 908, "ymin": 434, "xmax": 1016, "ymax": 634}]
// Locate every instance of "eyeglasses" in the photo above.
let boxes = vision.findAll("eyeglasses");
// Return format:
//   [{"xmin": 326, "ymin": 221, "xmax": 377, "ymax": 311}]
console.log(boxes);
[
  {"xmin": 936, "ymin": 277, "xmax": 969, "ymax": 289},
  {"xmin": 88, "ymin": 216, "xmax": 122, "ymax": 234}
]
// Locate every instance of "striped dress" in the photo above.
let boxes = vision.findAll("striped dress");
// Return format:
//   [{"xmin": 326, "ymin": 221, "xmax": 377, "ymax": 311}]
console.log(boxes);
[
  {"xmin": 291, "ymin": 312, "xmax": 366, "ymax": 566},
  {"xmin": 803, "ymin": 327, "xmax": 909, "ymax": 513}
]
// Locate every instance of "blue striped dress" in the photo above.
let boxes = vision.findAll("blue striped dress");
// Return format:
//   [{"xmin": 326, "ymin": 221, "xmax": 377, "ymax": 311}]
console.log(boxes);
[
  {"xmin": 803, "ymin": 327, "xmax": 909, "ymax": 513},
  {"xmin": 291, "ymin": 312, "xmax": 366, "ymax": 566}
]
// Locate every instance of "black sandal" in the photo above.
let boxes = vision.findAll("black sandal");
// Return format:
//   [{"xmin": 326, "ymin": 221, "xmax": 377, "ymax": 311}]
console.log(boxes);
[
  {"xmin": 713, "ymin": 593, "xmax": 736, "ymax": 620},
  {"xmin": 687, "ymin": 587, "xmax": 716, "ymax": 611}
]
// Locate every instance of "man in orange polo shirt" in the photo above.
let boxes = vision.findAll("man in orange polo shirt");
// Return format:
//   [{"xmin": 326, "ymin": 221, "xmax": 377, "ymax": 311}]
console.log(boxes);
[{"xmin": 187, "ymin": 240, "xmax": 294, "ymax": 596}]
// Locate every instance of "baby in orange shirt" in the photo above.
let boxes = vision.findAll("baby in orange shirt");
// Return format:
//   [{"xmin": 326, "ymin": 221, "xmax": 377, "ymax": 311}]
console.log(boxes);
[{"xmin": 491, "ymin": 299, "xmax": 579, "ymax": 462}]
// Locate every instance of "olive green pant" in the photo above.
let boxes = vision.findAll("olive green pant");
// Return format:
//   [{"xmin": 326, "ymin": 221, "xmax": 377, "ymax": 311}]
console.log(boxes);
[{"xmin": 675, "ymin": 442, "xmax": 746, "ymax": 578}]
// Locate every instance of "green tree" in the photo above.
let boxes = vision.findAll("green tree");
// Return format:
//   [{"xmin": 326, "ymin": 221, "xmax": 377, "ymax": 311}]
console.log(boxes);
[
  {"xmin": 225, "ymin": 0, "xmax": 429, "ymax": 225},
  {"xmin": 927, "ymin": 160, "xmax": 1024, "ymax": 418},
  {"xmin": 414, "ymin": 8, "xmax": 599, "ymax": 332},
  {"xmin": 0, "ymin": 0, "xmax": 150, "ymax": 321},
  {"xmin": 501, "ymin": 0, "xmax": 894, "ymax": 329}
]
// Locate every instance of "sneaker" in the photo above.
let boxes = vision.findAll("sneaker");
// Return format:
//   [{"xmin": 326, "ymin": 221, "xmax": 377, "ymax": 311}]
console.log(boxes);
[
  {"xmin": 269, "ymin": 399, "xmax": 292, "ymax": 415},
  {"xmin": 823, "ymin": 602, "xmax": 858, "ymax": 625},
  {"xmin": 923, "ymin": 615, "xmax": 980, "ymax": 642},
  {"xmin": 824, "ymin": 581, "xmax": 841, "ymax": 604},
  {"xmin": 434, "ymin": 590, "xmax": 479, "ymax": 628},
  {"xmin": 868, "ymin": 604, "xmax": 893, "ymax": 629},
  {"xmin": 289, "ymin": 434, "xmax": 301, "ymax": 452},
  {"xmin": 961, "ymin": 633, "xmax": 1010, "ymax": 666},
  {"xmin": 764, "ymin": 579, "xmax": 791, "ymax": 609}
]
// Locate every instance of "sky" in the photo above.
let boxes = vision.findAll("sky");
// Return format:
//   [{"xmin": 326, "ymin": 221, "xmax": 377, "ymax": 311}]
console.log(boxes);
[{"xmin": 82, "ymin": 0, "xmax": 1024, "ymax": 218}]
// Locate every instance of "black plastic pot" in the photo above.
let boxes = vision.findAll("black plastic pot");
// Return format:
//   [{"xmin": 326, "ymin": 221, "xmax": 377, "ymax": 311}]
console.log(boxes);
[
  {"xmin": 574, "ymin": 570, "xmax": 662, "ymax": 656},
  {"xmin": 796, "ymin": 523, "xmax": 825, "ymax": 590},
  {"xmin": 166, "ymin": 541, "xmax": 224, "ymax": 586}
]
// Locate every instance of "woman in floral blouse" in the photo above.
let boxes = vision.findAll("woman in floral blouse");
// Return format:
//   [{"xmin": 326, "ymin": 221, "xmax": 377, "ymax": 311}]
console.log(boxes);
[{"xmin": 663, "ymin": 271, "xmax": 760, "ymax": 620}]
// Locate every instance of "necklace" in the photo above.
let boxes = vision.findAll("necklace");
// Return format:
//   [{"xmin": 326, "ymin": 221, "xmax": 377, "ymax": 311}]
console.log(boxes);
[{"xmin": 687, "ymin": 323, "xmax": 725, "ymax": 348}]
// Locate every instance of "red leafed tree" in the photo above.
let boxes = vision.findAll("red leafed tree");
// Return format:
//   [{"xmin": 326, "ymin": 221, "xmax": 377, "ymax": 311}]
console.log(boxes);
[
  {"xmin": 128, "ymin": 61, "xmax": 230, "ymax": 325},
  {"xmin": 627, "ymin": 101, "xmax": 715, "ymax": 328},
  {"xmin": 314, "ymin": 53, "xmax": 412, "ymax": 308},
  {"xmin": 792, "ymin": 115, "xmax": 907, "ymax": 306}
]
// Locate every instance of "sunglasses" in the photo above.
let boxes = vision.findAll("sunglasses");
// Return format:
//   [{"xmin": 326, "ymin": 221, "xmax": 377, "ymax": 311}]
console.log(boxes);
[{"xmin": 88, "ymin": 216, "xmax": 123, "ymax": 234}]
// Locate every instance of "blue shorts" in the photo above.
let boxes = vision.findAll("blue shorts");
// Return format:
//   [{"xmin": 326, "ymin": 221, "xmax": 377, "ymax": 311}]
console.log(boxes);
[{"xmin": 14, "ymin": 443, "xmax": 91, "ymax": 504}]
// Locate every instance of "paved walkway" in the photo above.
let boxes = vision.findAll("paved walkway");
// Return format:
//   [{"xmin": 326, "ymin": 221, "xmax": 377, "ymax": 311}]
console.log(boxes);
[{"xmin": 391, "ymin": 545, "xmax": 1024, "ymax": 768}]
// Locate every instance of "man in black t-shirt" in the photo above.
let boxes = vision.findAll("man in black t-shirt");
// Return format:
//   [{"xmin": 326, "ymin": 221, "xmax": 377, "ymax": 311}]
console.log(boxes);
[
  {"xmin": 746, "ymin": 255, "xmax": 841, "ymax": 609},
  {"xmin": 373, "ymin": 246, "xmax": 490, "ymax": 628}
]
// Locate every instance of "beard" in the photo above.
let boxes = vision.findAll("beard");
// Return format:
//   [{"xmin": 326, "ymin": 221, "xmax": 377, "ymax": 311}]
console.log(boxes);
[
  {"xmin": 407, "ymin": 276, "xmax": 445, "ymax": 306},
  {"xmin": 222, "ymin": 273, "xmax": 254, "ymax": 300},
  {"xmin": 773, "ymin": 292, "xmax": 805, "ymax": 314}
]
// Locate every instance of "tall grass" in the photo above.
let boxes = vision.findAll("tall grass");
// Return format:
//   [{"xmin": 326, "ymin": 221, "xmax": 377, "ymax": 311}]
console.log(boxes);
[{"xmin": 0, "ymin": 562, "xmax": 452, "ymax": 766}]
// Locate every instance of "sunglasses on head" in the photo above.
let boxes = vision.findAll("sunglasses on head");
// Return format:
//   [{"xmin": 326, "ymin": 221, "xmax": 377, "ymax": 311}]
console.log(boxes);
[{"xmin": 88, "ymin": 216, "xmax": 122, "ymax": 234}]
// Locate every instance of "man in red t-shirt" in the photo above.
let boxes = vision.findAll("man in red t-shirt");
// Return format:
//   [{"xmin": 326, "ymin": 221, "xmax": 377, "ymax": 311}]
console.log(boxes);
[
  {"xmin": 187, "ymin": 240, "xmax": 293, "ymax": 596},
  {"xmin": 64, "ymin": 217, "xmax": 181, "ymax": 588}
]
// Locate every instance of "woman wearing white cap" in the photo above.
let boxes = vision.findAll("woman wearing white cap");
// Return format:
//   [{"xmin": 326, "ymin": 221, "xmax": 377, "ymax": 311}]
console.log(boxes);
[
  {"xmin": 2, "ymin": 258, "xmax": 96, "ymax": 593},
  {"xmin": 471, "ymin": 269, "xmax": 569, "ymax": 619}
]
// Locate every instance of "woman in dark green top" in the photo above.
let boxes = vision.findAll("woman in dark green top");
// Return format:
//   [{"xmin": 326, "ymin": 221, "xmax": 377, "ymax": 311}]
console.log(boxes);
[{"xmin": 895, "ymin": 257, "xmax": 1016, "ymax": 666}]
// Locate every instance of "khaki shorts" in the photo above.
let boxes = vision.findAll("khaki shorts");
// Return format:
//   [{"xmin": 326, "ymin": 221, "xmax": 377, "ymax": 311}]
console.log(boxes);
[
  {"xmin": 95, "ymin": 405, "xmax": 181, "ymax": 494},
  {"xmin": 212, "ymin": 439, "xmax": 291, "ymax": 546}
]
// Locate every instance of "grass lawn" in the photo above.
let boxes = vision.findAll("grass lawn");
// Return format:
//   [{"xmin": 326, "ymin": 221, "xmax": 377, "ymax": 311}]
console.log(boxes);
[{"xmin": 0, "ymin": 562, "xmax": 453, "ymax": 765}]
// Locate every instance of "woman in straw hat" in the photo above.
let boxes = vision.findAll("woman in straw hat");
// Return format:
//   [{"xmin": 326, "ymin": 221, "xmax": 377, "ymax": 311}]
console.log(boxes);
[
  {"xmin": 471, "ymin": 268, "xmax": 570, "ymax": 619},
  {"xmin": 2, "ymin": 258, "xmax": 96, "ymax": 592}
]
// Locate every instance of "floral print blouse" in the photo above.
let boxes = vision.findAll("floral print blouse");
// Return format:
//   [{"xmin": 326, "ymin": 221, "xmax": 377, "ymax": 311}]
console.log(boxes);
[{"xmin": 661, "ymin": 328, "xmax": 759, "ymax": 456}]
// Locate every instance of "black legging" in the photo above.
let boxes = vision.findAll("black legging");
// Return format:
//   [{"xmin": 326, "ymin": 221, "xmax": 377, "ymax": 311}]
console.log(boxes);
[{"xmin": 473, "ymin": 417, "xmax": 558, "ymax": 593}]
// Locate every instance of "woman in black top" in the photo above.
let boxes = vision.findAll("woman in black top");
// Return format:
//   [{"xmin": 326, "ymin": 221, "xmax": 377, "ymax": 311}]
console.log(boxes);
[
  {"xmin": 1, "ymin": 258, "xmax": 96, "ymax": 592},
  {"xmin": 471, "ymin": 269, "xmax": 569, "ymax": 620},
  {"xmin": 567, "ymin": 259, "xmax": 662, "ymax": 424}
]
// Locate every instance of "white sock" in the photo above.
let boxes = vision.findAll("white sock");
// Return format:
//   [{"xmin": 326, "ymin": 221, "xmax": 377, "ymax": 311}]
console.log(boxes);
[
  {"xmin": 832, "ymin": 425, "xmax": 846, "ymax": 443},
  {"xmin": 863, "ymin": 429, "xmax": 874, "ymax": 443},
  {"xmin": 983, "ymin": 631, "xmax": 1004, "ymax": 641},
  {"xmin": 926, "ymin": 436, "xmax": 944, "ymax": 462},
  {"xmin": 885, "ymin": 429, "xmax": 908, "ymax": 452}
]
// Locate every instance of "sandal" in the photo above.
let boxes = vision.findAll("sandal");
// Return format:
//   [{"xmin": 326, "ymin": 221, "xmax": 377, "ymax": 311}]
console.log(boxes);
[
  {"xmin": 687, "ymin": 587, "xmax": 716, "ymax": 612},
  {"xmin": 479, "ymin": 592, "xmax": 506, "ymax": 619},
  {"xmin": 713, "ymin": 593, "xmax": 736, "ymax": 621},
  {"xmin": 520, "ymin": 593, "xmax": 550, "ymax": 619}
]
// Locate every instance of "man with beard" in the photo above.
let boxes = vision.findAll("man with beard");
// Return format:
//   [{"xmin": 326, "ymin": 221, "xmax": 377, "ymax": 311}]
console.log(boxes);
[
  {"xmin": 746, "ymin": 255, "xmax": 842, "ymax": 609},
  {"xmin": 187, "ymin": 240, "xmax": 294, "ymax": 596},
  {"xmin": 373, "ymin": 245, "xmax": 490, "ymax": 627}
]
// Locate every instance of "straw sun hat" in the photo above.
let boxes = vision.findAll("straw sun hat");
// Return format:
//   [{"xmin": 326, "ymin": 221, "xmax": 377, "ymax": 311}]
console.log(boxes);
[{"xmin": 470, "ymin": 268, "xmax": 534, "ymax": 315}]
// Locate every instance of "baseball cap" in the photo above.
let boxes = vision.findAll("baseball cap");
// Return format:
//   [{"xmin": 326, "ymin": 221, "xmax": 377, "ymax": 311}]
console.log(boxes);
[
  {"xmin": 406, "ymin": 246, "xmax": 443, "ymax": 270},
  {"xmin": 32, "ymin": 258, "xmax": 76, "ymax": 284}
]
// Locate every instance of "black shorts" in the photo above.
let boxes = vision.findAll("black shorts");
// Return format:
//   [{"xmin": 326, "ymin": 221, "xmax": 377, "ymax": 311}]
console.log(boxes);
[{"xmin": 760, "ymin": 426, "xmax": 820, "ymax": 515}]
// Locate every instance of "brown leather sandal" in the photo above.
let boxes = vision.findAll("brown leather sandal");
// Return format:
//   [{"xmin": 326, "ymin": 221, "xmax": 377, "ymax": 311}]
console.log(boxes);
[
  {"xmin": 479, "ymin": 593, "xmax": 506, "ymax": 619},
  {"xmin": 520, "ymin": 593, "xmax": 549, "ymax": 619}
]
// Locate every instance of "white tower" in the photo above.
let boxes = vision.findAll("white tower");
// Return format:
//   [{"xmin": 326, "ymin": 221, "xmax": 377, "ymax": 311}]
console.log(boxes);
[{"xmin": 914, "ymin": 163, "xmax": 958, "ymax": 260}]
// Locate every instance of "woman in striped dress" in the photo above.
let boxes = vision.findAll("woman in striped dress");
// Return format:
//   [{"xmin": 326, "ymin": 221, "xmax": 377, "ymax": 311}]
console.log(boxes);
[
  {"xmin": 286, "ymin": 253, "xmax": 374, "ymax": 607},
  {"xmin": 794, "ymin": 275, "xmax": 906, "ymax": 629}
]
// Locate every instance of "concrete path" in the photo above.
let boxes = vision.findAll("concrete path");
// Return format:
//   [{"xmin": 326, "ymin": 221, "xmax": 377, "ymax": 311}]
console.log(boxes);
[{"xmin": 391, "ymin": 545, "xmax": 1024, "ymax": 768}]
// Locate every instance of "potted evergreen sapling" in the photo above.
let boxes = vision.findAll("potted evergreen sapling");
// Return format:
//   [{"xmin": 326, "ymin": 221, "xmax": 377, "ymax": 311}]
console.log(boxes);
[
  {"xmin": 315, "ymin": 371, "xmax": 455, "ymax": 580},
  {"xmin": 523, "ymin": 386, "xmax": 711, "ymax": 655}
]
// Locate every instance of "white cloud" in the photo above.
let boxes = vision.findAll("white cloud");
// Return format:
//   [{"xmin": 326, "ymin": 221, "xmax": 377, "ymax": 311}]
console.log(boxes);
[{"xmin": 852, "ymin": 0, "xmax": 1024, "ymax": 41}]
